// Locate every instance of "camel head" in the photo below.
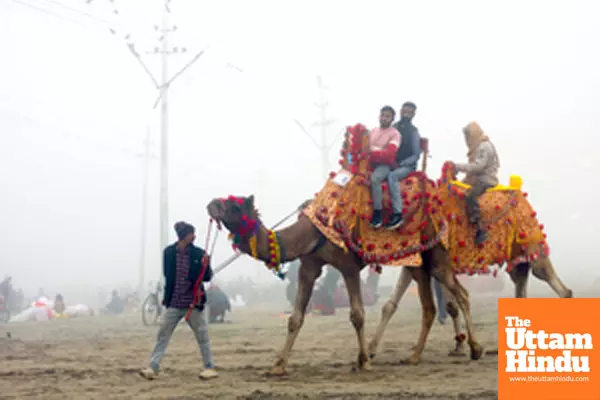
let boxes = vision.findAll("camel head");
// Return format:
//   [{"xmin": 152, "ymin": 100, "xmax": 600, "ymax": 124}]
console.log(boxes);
[{"xmin": 207, "ymin": 194, "xmax": 259, "ymax": 236}]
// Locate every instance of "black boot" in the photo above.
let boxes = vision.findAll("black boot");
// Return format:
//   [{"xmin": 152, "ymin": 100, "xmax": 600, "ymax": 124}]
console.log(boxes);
[
  {"xmin": 384, "ymin": 213, "xmax": 403, "ymax": 230},
  {"xmin": 474, "ymin": 229, "xmax": 489, "ymax": 245},
  {"xmin": 370, "ymin": 210, "xmax": 382, "ymax": 228}
]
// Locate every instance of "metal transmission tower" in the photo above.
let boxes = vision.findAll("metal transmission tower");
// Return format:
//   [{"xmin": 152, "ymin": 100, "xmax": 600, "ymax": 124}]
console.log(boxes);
[
  {"xmin": 293, "ymin": 75, "xmax": 338, "ymax": 178},
  {"xmin": 83, "ymin": 0, "xmax": 208, "ymax": 287},
  {"xmin": 122, "ymin": 0, "xmax": 208, "ymax": 284}
]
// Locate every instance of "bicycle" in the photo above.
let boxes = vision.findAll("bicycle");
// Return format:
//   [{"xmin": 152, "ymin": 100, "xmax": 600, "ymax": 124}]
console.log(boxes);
[{"xmin": 141, "ymin": 281, "xmax": 163, "ymax": 327}]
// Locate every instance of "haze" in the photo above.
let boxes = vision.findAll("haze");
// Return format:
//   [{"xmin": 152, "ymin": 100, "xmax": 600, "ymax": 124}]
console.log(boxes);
[{"xmin": 1, "ymin": 0, "xmax": 598, "ymax": 298}]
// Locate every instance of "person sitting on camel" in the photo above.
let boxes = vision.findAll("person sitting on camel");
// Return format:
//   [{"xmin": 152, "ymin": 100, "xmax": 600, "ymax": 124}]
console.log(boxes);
[
  {"xmin": 369, "ymin": 105, "xmax": 402, "ymax": 229},
  {"xmin": 452, "ymin": 121, "xmax": 500, "ymax": 245},
  {"xmin": 389, "ymin": 101, "xmax": 422, "ymax": 218}
]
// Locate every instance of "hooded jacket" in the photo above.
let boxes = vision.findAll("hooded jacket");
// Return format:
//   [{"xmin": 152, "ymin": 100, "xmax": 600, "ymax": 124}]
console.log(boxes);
[{"xmin": 455, "ymin": 122, "xmax": 500, "ymax": 186}]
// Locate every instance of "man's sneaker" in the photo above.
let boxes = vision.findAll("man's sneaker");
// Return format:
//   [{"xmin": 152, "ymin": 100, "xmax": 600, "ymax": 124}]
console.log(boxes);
[
  {"xmin": 474, "ymin": 229, "xmax": 489, "ymax": 245},
  {"xmin": 385, "ymin": 213, "xmax": 403, "ymax": 230},
  {"xmin": 370, "ymin": 210, "xmax": 382, "ymax": 229},
  {"xmin": 139, "ymin": 367, "xmax": 159, "ymax": 380},
  {"xmin": 199, "ymin": 368, "xmax": 219, "ymax": 380}
]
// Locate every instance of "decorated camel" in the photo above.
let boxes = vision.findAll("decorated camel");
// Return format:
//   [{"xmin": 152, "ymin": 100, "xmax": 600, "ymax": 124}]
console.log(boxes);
[
  {"xmin": 207, "ymin": 123, "xmax": 484, "ymax": 375},
  {"xmin": 367, "ymin": 142, "xmax": 573, "ymax": 360}
]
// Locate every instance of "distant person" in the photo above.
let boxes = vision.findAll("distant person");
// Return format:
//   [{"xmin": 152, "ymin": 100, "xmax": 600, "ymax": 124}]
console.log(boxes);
[
  {"xmin": 0, "ymin": 277, "xmax": 11, "ymax": 300},
  {"xmin": 139, "ymin": 221, "xmax": 217, "ymax": 381},
  {"xmin": 451, "ymin": 122, "xmax": 500, "ymax": 244},
  {"xmin": 312, "ymin": 266, "xmax": 341, "ymax": 315},
  {"xmin": 207, "ymin": 285, "xmax": 231, "ymax": 323},
  {"xmin": 365, "ymin": 266, "xmax": 381, "ymax": 296},
  {"xmin": 105, "ymin": 290, "xmax": 125, "ymax": 315},
  {"xmin": 433, "ymin": 280, "xmax": 447, "ymax": 324},
  {"xmin": 54, "ymin": 294, "xmax": 66, "ymax": 314},
  {"xmin": 285, "ymin": 260, "xmax": 301, "ymax": 307}
]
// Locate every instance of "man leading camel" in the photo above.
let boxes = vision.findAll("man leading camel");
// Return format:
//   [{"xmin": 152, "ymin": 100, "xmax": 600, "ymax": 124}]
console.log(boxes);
[
  {"xmin": 139, "ymin": 221, "xmax": 218, "ymax": 380},
  {"xmin": 452, "ymin": 122, "xmax": 500, "ymax": 245},
  {"xmin": 369, "ymin": 105, "xmax": 402, "ymax": 229}
]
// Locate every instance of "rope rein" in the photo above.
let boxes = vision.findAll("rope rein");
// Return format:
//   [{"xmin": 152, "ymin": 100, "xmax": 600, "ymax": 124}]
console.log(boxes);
[{"xmin": 184, "ymin": 219, "xmax": 221, "ymax": 322}]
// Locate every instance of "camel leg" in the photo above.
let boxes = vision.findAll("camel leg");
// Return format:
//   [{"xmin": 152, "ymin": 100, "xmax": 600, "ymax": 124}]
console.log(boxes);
[
  {"xmin": 341, "ymin": 266, "xmax": 372, "ymax": 372},
  {"xmin": 269, "ymin": 257, "xmax": 323, "ymax": 376},
  {"xmin": 368, "ymin": 266, "xmax": 413, "ymax": 360},
  {"xmin": 508, "ymin": 263, "xmax": 530, "ymax": 298},
  {"xmin": 402, "ymin": 267, "xmax": 436, "ymax": 365},
  {"xmin": 530, "ymin": 257, "xmax": 573, "ymax": 298},
  {"xmin": 442, "ymin": 284, "xmax": 467, "ymax": 357},
  {"xmin": 431, "ymin": 246, "xmax": 484, "ymax": 361}
]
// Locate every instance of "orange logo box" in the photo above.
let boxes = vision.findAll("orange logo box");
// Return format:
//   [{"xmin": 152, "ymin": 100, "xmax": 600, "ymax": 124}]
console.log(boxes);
[{"xmin": 498, "ymin": 298, "xmax": 600, "ymax": 400}]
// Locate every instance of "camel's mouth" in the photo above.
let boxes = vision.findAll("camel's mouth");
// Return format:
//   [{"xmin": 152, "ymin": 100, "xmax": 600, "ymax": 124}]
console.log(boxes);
[
  {"xmin": 206, "ymin": 198, "xmax": 226, "ymax": 224},
  {"xmin": 206, "ymin": 195, "xmax": 256, "ymax": 233}
]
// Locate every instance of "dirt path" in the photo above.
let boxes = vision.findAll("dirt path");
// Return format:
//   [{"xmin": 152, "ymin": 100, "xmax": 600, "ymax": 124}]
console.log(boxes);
[{"xmin": 0, "ymin": 293, "xmax": 504, "ymax": 399}]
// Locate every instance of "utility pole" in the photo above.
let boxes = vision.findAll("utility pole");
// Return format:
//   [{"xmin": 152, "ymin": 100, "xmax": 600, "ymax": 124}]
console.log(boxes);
[
  {"xmin": 85, "ymin": 0, "xmax": 238, "ymax": 285},
  {"xmin": 158, "ymin": 1, "xmax": 170, "ymax": 264},
  {"xmin": 138, "ymin": 126, "xmax": 152, "ymax": 295},
  {"xmin": 293, "ymin": 75, "xmax": 337, "ymax": 178},
  {"xmin": 123, "ymin": 0, "xmax": 208, "ymax": 282}
]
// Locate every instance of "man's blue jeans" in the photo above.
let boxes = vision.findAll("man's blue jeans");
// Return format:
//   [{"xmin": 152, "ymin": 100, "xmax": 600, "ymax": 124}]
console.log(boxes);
[{"xmin": 370, "ymin": 165, "xmax": 414, "ymax": 213}]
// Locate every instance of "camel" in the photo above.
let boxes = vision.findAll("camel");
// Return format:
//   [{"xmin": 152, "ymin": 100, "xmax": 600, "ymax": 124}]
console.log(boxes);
[
  {"xmin": 206, "ymin": 123, "xmax": 483, "ymax": 375},
  {"xmin": 367, "ymin": 160, "xmax": 573, "ymax": 360}
]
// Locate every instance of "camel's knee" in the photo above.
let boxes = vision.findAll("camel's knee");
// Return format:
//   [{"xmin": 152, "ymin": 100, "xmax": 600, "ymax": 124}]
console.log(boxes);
[
  {"xmin": 531, "ymin": 263, "xmax": 551, "ymax": 281},
  {"xmin": 446, "ymin": 301, "xmax": 459, "ymax": 318},
  {"xmin": 287, "ymin": 313, "xmax": 304, "ymax": 333},
  {"xmin": 350, "ymin": 307, "xmax": 365, "ymax": 330},
  {"xmin": 423, "ymin": 308, "xmax": 436, "ymax": 326},
  {"xmin": 382, "ymin": 300, "xmax": 398, "ymax": 317},
  {"xmin": 421, "ymin": 298, "xmax": 436, "ymax": 323}
]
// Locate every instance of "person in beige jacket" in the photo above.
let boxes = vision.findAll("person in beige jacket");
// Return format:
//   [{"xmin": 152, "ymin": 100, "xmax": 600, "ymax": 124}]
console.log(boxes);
[{"xmin": 452, "ymin": 122, "xmax": 500, "ymax": 245}]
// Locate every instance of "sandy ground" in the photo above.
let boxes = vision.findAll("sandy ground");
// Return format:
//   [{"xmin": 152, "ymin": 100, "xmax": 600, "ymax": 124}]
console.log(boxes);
[{"xmin": 0, "ymin": 286, "xmax": 593, "ymax": 400}]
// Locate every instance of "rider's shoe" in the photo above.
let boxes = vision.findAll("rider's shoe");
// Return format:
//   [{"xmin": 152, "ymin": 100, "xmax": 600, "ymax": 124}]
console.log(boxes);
[
  {"xmin": 370, "ymin": 210, "xmax": 382, "ymax": 229},
  {"xmin": 474, "ymin": 229, "xmax": 489, "ymax": 245},
  {"xmin": 384, "ymin": 213, "xmax": 403, "ymax": 230}
]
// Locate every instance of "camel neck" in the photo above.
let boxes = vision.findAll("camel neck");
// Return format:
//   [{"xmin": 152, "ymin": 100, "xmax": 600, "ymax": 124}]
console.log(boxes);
[{"xmin": 242, "ymin": 217, "xmax": 319, "ymax": 265}]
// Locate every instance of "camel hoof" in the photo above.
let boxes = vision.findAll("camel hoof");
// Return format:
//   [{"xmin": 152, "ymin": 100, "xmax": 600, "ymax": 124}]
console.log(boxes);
[
  {"xmin": 565, "ymin": 290, "xmax": 574, "ymax": 298},
  {"xmin": 266, "ymin": 366, "xmax": 287, "ymax": 377},
  {"xmin": 470, "ymin": 344, "xmax": 485, "ymax": 361},
  {"xmin": 448, "ymin": 349, "xmax": 466, "ymax": 357},
  {"xmin": 352, "ymin": 361, "xmax": 373, "ymax": 372},
  {"xmin": 401, "ymin": 355, "xmax": 421, "ymax": 365}
]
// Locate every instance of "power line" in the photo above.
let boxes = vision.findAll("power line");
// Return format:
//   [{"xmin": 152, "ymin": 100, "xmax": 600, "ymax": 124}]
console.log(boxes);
[
  {"xmin": 42, "ymin": 0, "xmax": 115, "ymax": 26},
  {"xmin": 7, "ymin": 0, "xmax": 161, "ymax": 45},
  {"xmin": 5, "ymin": 0, "xmax": 243, "ymax": 289},
  {"xmin": 9, "ymin": 0, "xmax": 95, "ymax": 29}
]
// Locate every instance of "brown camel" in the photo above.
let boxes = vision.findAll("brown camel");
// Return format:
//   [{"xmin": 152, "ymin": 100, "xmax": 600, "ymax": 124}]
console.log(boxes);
[
  {"xmin": 206, "ymin": 124, "xmax": 486, "ymax": 374},
  {"xmin": 367, "ymin": 162, "xmax": 573, "ymax": 360},
  {"xmin": 206, "ymin": 194, "xmax": 482, "ymax": 375}
]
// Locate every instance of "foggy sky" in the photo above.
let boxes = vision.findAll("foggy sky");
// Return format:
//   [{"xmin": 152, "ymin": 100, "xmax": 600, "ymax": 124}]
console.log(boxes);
[{"xmin": 1, "ymin": 0, "xmax": 598, "ymax": 294}]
